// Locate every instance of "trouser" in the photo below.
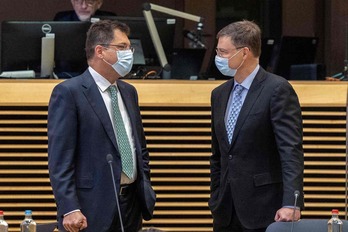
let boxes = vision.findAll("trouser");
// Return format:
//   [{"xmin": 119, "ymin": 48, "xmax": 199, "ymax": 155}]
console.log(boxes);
[
  {"xmin": 213, "ymin": 206, "xmax": 267, "ymax": 232},
  {"xmin": 108, "ymin": 183, "xmax": 142, "ymax": 232}
]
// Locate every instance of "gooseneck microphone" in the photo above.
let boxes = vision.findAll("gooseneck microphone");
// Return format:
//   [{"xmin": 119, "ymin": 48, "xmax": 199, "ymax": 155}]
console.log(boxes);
[
  {"xmin": 290, "ymin": 190, "xmax": 300, "ymax": 232},
  {"xmin": 106, "ymin": 154, "xmax": 124, "ymax": 232},
  {"xmin": 183, "ymin": 30, "xmax": 206, "ymax": 48}
]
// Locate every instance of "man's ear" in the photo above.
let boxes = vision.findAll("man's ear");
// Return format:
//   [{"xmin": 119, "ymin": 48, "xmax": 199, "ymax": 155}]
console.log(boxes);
[
  {"xmin": 95, "ymin": 45, "xmax": 104, "ymax": 59},
  {"xmin": 242, "ymin": 47, "xmax": 251, "ymax": 58}
]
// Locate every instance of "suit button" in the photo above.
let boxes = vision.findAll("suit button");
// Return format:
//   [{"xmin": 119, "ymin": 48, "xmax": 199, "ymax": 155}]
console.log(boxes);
[{"xmin": 228, "ymin": 155, "xmax": 232, "ymax": 160}]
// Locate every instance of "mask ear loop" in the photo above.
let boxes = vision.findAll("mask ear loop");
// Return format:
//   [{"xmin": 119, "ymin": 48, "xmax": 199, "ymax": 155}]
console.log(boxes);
[
  {"xmin": 227, "ymin": 48, "xmax": 243, "ymax": 60},
  {"xmin": 101, "ymin": 47, "xmax": 118, "ymax": 67},
  {"xmin": 235, "ymin": 59, "xmax": 245, "ymax": 70},
  {"xmin": 234, "ymin": 47, "xmax": 249, "ymax": 71},
  {"xmin": 102, "ymin": 58, "xmax": 113, "ymax": 66}
]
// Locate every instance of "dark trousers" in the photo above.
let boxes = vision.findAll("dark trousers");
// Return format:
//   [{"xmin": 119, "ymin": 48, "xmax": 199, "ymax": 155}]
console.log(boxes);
[
  {"xmin": 213, "ymin": 199, "xmax": 266, "ymax": 232},
  {"xmin": 108, "ymin": 183, "xmax": 142, "ymax": 232}
]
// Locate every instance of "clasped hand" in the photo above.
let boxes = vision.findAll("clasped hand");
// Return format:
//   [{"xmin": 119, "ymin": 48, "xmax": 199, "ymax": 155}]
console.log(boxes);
[
  {"xmin": 63, "ymin": 211, "xmax": 88, "ymax": 232},
  {"xmin": 274, "ymin": 207, "xmax": 301, "ymax": 222}
]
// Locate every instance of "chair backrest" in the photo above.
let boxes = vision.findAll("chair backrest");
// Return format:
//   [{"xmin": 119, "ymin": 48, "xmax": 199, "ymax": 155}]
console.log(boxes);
[
  {"xmin": 266, "ymin": 219, "xmax": 348, "ymax": 232},
  {"xmin": 289, "ymin": 64, "xmax": 326, "ymax": 80},
  {"xmin": 36, "ymin": 222, "xmax": 57, "ymax": 232}
]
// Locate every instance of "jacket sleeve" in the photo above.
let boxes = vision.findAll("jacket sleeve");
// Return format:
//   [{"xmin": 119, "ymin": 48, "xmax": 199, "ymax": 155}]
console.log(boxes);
[
  {"xmin": 47, "ymin": 84, "xmax": 81, "ymax": 217},
  {"xmin": 270, "ymin": 80, "xmax": 304, "ymax": 209}
]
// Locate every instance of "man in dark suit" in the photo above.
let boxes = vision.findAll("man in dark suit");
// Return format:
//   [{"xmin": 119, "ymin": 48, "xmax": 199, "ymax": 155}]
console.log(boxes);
[
  {"xmin": 209, "ymin": 20, "xmax": 304, "ymax": 232},
  {"xmin": 54, "ymin": 0, "xmax": 115, "ymax": 22},
  {"xmin": 48, "ymin": 20, "xmax": 155, "ymax": 232}
]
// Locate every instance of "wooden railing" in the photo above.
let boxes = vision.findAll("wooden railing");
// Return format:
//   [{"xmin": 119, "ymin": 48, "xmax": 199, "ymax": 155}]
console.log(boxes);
[{"xmin": 0, "ymin": 80, "xmax": 347, "ymax": 231}]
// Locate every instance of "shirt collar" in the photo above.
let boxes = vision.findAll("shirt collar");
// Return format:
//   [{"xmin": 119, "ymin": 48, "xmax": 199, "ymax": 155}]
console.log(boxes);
[
  {"xmin": 234, "ymin": 64, "xmax": 260, "ymax": 90},
  {"xmin": 88, "ymin": 66, "xmax": 116, "ymax": 92}
]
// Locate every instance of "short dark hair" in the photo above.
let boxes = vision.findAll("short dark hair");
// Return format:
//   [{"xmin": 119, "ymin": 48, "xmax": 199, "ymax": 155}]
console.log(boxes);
[
  {"xmin": 85, "ymin": 19, "xmax": 130, "ymax": 60},
  {"xmin": 217, "ymin": 20, "xmax": 261, "ymax": 57}
]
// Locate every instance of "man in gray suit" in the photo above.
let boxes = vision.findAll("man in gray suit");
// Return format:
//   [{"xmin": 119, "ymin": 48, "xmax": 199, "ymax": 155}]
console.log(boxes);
[
  {"xmin": 209, "ymin": 20, "xmax": 304, "ymax": 232},
  {"xmin": 48, "ymin": 20, "xmax": 155, "ymax": 232}
]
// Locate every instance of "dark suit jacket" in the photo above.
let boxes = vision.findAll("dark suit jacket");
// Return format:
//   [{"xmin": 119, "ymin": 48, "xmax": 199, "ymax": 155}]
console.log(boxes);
[
  {"xmin": 47, "ymin": 70, "xmax": 156, "ymax": 232},
  {"xmin": 209, "ymin": 67, "xmax": 304, "ymax": 229},
  {"xmin": 53, "ymin": 10, "xmax": 116, "ymax": 21}
]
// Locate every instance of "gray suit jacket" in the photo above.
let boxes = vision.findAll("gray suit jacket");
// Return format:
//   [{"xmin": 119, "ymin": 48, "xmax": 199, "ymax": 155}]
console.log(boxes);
[
  {"xmin": 209, "ymin": 67, "xmax": 304, "ymax": 229},
  {"xmin": 48, "ymin": 70, "xmax": 155, "ymax": 232}
]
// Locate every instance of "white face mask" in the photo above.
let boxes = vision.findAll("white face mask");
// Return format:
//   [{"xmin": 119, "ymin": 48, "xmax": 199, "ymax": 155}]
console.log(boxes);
[
  {"xmin": 104, "ymin": 49, "xmax": 134, "ymax": 77},
  {"xmin": 215, "ymin": 49, "xmax": 243, "ymax": 77}
]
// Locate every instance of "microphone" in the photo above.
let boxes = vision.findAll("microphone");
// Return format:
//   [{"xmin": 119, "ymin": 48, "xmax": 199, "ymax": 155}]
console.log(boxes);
[
  {"xmin": 106, "ymin": 154, "xmax": 124, "ymax": 232},
  {"xmin": 290, "ymin": 190, "xmax": 300, "ymax": 232},
  {"xmin": 183, "ymin": 30, "xmax": 206, "ymax": 48}
]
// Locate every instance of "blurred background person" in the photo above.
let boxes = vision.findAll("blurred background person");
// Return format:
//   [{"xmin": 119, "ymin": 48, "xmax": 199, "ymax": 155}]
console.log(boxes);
[{"xmin": 54, "ymin": 0, "xmax": 116, "ymax": 21}]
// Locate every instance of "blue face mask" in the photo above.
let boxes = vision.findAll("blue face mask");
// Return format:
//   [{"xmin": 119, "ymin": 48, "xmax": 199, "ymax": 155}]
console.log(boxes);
[
  {"xmin": 215, "ymin": 49, "xmax": 243, "ymax": 77},
  {"xmin": 113, "ymin": 50, "xmax": 134, "ymax": 77},
  {"xmin": 104, "ymin": 49, "xmax": 134, "ymax": 77}
]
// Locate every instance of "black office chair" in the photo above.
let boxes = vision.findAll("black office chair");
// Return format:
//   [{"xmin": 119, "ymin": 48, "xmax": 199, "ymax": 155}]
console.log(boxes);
[
  {"xmin": 266, "ymin": 219, "xmax": 348, "ymax": 232},
  {"xmin": 36, "ymin": 222, "xmax": 57, "ymax": 232}
]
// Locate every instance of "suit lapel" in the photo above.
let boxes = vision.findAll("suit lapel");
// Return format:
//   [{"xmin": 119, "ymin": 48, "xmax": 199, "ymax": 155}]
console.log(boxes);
[
  {"xmin": 229, "ymin": 68, "xmax": 266, "ymax": 149},
  {"xmin": 116, "ymin": 80, "xmax": 134, "ymax": 120},
  {"xmin": 81, "ymin": 71, "xmax": 119, "ymax": 150},
  {"xmin": 117, "ymin": 80, "xmax": 141, "ymax": 153}
]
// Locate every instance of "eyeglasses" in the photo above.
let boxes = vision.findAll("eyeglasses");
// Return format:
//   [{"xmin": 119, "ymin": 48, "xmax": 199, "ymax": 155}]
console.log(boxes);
[
  {"xmin": 215, "ymin": 46, "xmax": 245, "ymax": 57},
  {"xmin": 73, "ymin": 0, "xmax": 97, "ymax": 6},
  {"xmin": 101, "ymin": 44, "xmax": 135, "ymax": 53}
]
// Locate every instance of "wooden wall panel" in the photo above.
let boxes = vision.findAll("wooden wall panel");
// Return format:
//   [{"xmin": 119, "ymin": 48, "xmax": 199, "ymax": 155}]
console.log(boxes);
[{"xmin": 0, "ymin": 80, "xmax": 347, "ymax": 231}]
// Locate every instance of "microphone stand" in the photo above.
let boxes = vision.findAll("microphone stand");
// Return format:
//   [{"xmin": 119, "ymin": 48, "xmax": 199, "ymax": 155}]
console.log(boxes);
[
  {"xmin": 106, "ymin": 154, "xmax": 124, "ymax": 232},
  {"xmin": 345, "ymin": 22, "xmax": 348, "ymax": 80},
  {"xmin": 290, "ymin": 190, "xmax": 300, "ymax": 232}
]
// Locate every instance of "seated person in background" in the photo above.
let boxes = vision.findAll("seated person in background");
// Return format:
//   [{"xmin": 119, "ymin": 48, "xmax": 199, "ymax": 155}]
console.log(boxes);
[{"xmin": 54, "ymin": 0, "xmax": 115, "ymax": 22}]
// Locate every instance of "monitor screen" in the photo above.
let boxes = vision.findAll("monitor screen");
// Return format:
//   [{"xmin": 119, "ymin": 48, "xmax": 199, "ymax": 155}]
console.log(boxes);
[
  {"xmin": 268, "ymin": 36, "xmax": 319, "ymax": 79},
  {"xmin": 130, "ymin": 39, "xmax": 146, "ymax": 66},
  {"xmin": 95, "ymin": 16, "xmax": 176, "ymax": 68},
  {"xmin": 1, "ymin": 21, "xmax": 91, "ymax": 78},
  {"xmin": 171, "ymin": 48, "xmax": 206, "ymax": 79}
]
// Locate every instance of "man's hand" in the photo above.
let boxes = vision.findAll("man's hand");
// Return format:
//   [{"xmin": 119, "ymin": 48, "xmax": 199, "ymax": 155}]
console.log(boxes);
[
  {"xmin": 63, "ymin": 211, "xmax": 87, "ymax": 232},
  {"xmin": 274, "ymin": 207, "xmax": 301, "ymax": 222}
]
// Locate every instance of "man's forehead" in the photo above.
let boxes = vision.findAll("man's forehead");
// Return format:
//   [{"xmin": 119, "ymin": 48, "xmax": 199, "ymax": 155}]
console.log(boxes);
[{"xmin": 218, "ymin": 36, "xmax": 234, "ymax": 46}]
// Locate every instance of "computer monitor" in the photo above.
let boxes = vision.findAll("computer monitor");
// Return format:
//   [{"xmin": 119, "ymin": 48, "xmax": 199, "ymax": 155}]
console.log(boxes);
[
  {"xmin": 130, "ymin": 39, "xmax": 146, "ymax": 66},
  {"xmin": 95, "ymin": 16, "xmax": 176, "ymax": 68},
  {"xmin": 171, "ymin": 48, "xmax": 206, "ymax": 79},
  {"xmin": 268, "ymin": 36, "xmax": 319, "ymax": 79},
  {"xmin": 1, "ymin": 21, "xmax": 91, "ymax": 78}
]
